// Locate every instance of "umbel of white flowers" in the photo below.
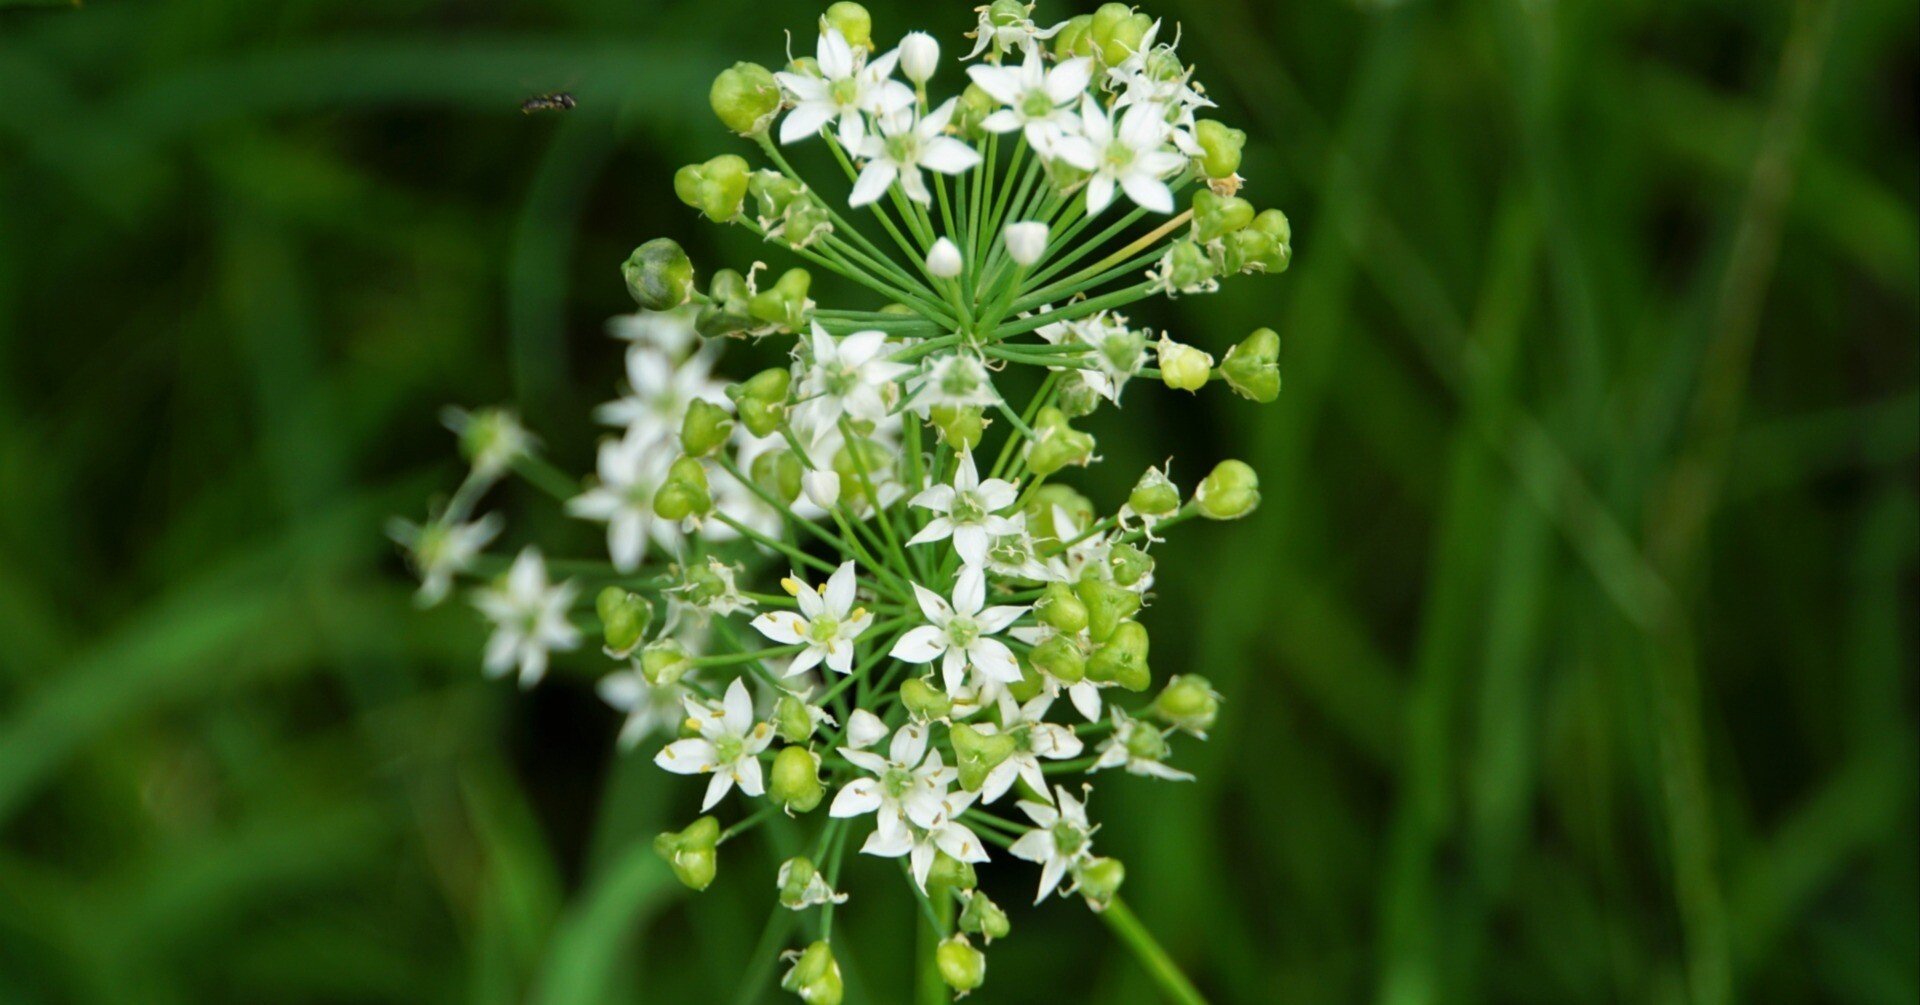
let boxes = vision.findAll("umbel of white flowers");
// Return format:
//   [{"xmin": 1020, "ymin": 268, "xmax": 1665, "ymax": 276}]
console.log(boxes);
[{"xmin": 395, "ymin": 3, "xmax": 1290, "ymax": 1002}]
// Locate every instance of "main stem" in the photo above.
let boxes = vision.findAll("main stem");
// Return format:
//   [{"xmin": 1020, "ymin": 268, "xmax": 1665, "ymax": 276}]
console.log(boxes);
[{"xmin": 1100, "ymin": 897, "xmax": 1209, "ymax": 1005}]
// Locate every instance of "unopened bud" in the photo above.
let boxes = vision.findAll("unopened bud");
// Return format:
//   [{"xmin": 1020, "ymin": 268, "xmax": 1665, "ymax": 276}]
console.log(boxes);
[
  {"xmin": 1075, "ymin": 856, "xmax": 1126, "ymax": 910},
  {"xmin": 1029, "ymin": 633, "xmax": 1086, "ymax": 684},
  {"xmin": 935, "ymin": 935, "xmax": 986, "ymax": 995},
  {"xmin": 1052, "ymin": 13, "xmax": 1095, "ymax": 60},
  {"xmin": 640, "ymin": 639, "xmax": 691, "ymax": 687},
  {"xmin": 1004, "ymin": 221, "xmax": 1048, "ymax": 266},
  {"xmin": 753, "ymin": 448, "xmax": 805, "ymax": 505},
  {"xmin": 654, "ymin": 456, "xmax": 713, "ymax": 521},
  {"xmin": 1128, "ymin": 466, "xmax": 1180, "ymax": 517},
  {"xmin": 1106, "ymin": 542, "xmax": 1153, "ymax": 587},
  {"xmin": 622, "ymin": 238, "xmax": 695, "ymax": 311},
  {"xmin": 1220, "ymin": 327, "xmax": 1281, "ymax": 403},
  {"xmin": 1076, "ymin": 577, "xmax": 1141, "ymax": 643},
  {"xmin": 748, "ymin": 267, "xmax": 813, "ymax": 332},
  {"xmin": 1156, "ymin": 336, "xmax": 1213, "ymax": 392},
  {"xmin": 1192, "ymin": 188, "xmax": 1255, "ymax": 242},
  {"xmin": 929, "ymin": 404, "xmax": 985, "ymax": 451},
  {"xmin": 802, "ymin": 469, "xmax": 841, "ymax": 510},
  {"xmin": 1036, "ymin": 582, "xmax": 1089, "ymax": 634},
  {"xmin": 680, "ymin": 399, "xmax": 735, "ymax": 456},
  {"xmin": 1086, "ymin": 620, "xmax": 1150, "ymax": 691},
  {"xmin": 900, "ymin": 31, "xmax": 939, "ymax": 84},
  {"xmin": 653, "ymin": 816, "xmax": 720, "ymax": 891},
  {"xmin": 821, "ymin": 2, "xmax": 872, "ymax": 50},
  {"xmin": 1089, "ymin": 3, "xmax": 1152, "ymax": 66},
  {"xmin": 927, "ymin": 237, "xmax": 963, "ymax": 279},
  {"xmin": 773, "ymin": 694, "xmax": 818, "ymax": 743},
  {"xmin": 1195, "ymin": 459, "xmax": 1260, "ymax": 519},
  {"xmin": 769, "ymin": 746, "xmax": 824, "ymax": 813},
  {"xmin": 901, "ymin": 676, "xmax": 951, "ymax": 721},
  {"xmin": 781, "ymin": 941, "xmax": 844, "ymax": 1005},
  {"xmin": 729, "ymin": 368, "xmax": 792, "ymax": 437},
  {"xmin": 1193, "ymin": 120, "xmax": 1247, "ymax": 179},
  {"xmin": 710, "ymin": 62, "xmax": 782, "ymax": 135},
  {"xmin": 959, "ymin": 891, "xmax": 1011, "ymax": 942},
  {"xmin": 1153, "ymin": 674, "xmax": 1221, "ymax": 735},
  {"xmin": 673, "ymin": 154, "xmax": 751, "ymax": 222},
  {"xmin": 596, "ymin": 586, "xmax": 653, "ymax": 656},
  {"xmin": 1026, "ymin": 407, "xmax": 1094, "ymax": 476},
  {"xmin": 950, "ymin": 722, "xmax": 1017, "ymax": 792},
  {"xmin": 927, "ymin": 851, "xmax": 978, "ymax": 895}
]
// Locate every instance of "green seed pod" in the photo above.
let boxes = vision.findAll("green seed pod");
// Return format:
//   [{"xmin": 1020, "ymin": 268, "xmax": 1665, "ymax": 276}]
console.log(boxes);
[
  {"xmin": 1193, "ymin": 120, "xmax": 1247, "ymax": 179},
  {"xmin": 680, "ymin": 399, "xmax": 735, "ymax": 457},
  {"xmin": 596, "ymin": 586, "xmax": 653, "ymax": 655},
  {"xmin": 1028, "ymin": 633, "xmax": 1086, "ymax": 684},
  {"xmin": 622, "ymin": 238, "xmax": 695, "ymax": 311},
  {"xmin": 1156, "ymin": 336, "xmax": 1213, "ymax": 392},
  {"xmin": 1006, "ymin": 659, "xmax": 1048, "ymax": 703},
  {"xmin": 1075, "ymin": 856, "xmax": 1126, "ymax": 910},
  {"xmin": 1195, "ymin": 459, "xmax": 1260, "ymax": 520},
  {"xmin": 1220, "ymin": 327, "xmax": 1281, "ymax": 403},
  {"xmin": 748, "ymin": 267, "xmax": 812, "ymax": 332},
  {"xmin": 1128, "ymin": 466, "xmax": 1180, "ymax": 517},
  {"xmin": 673, "ymin": 154, "xmax": 751, "ymax": 222},
  {"xmin": 950, "ymin": 722, "xmax": 1017, "ymax": 792},
  {"xmin": 951, "ymin": 83, "xmax": 997, "ymax": 138},
  {"xmin": 729, "ymin": 367, "xmax": 792, "ymax": 437},
  {"xmin": 640, "ymin": 638, "xmax": 691, "ymax": 687},
  {"xmin": 782, "ymin": 198, "xmax": 833, "ymax": 248},
  {"xmin": 1023, "ymin": 484, "xmax": 1094, "ymax": 542},
  {"xmin": 1076, "ymin": 577, "xmax": 1141, "ymax": 643},
  {"xmin": 1152, "ymin": 674, "xmax": 1221, "ymax": 735},
  {"xmin": 929, "ymin": 404, "xmax": 985, "ymax": 452},
  {"xmin": 959, "ymin": 891, "xmax": 1012, "ymax": 942},
  {"xmin": 1055, "ymin": 376, "xmax": 1103, "ymax": 418},
  {"xmin": 1036, "ymin": 582, "xmax": 1089, "ymax": 634},
  {"xmin": 821, "ymin": 2, "xmax": 872, "ymax": 49},
  {"xmin": 1225, "ymin": 208, "xmax": 1292, "ymax": 274},
  {"xmin": 1192, "ymin": 188, "xmax": 1255, "ymax": 243},
  {"xmin": 749, "ymin": 170, "xmax": 805, "ymax": 219},
  {"xmin": 1107, "ymin": 542, "xmax": 1153, "ymax": 587},
  {"xmin": 751, "ymin": 448, "xmax": 805, "ymax": 505},
  {"xmin": 927, "ymin": 851, "xmax": 978, "ymax": 895},
  {"xmin": 1124, "ymin": 717, "xmax": 1172, "ymax": 761},
  {"xmin": 1162, "ymin": 238, "xmax": 1219, "ymax": 292},
  {"xmin": 1052, "ymin": 13, "xmax": 1095, "ymax": 59},
  {"xmin": 653, "ymin": 815, "xmax": 720, "ymax": 891},
  {"xmin": 709, "ymin": 62, "xmax": 782, "ymax": 135},
  {"xmin": 654, "ymin": 457, "xmax": 713, "ymax": 521},
  {"xmin": 935, "ymin": 935, "xmax": 986, "ymax": 995},
  {"xmin": 1026, "ymin": 407, "xmax": 1094, "ymax": 476},
  {"xmin": 901, "ymin": 676, "xmax": 951, "ymax": 721},
  {"xmin": 769, "ymin": 746, "xmax": 824, "ymax": 813},
  {"xmin": 778, "ymin": 856, "xmax": 821, "ymax": 909},
  {"xmin": 781, "ymin": 941, "xmax": 844, "ymax": 1005},
  {"xmin": 1089, "ymin": 3, "xmax": 1152, "ymax": 66},
  {"xmin": 773, "ymin": 694, "xmax": 818, "ymax": 743},
  {"xmin": 1087, "ymin": 620, "xmax": 1151, "ymax": 691},
  {"xmin": 698, "ymin": 268, "xmax": 756, "ymax": 337}
]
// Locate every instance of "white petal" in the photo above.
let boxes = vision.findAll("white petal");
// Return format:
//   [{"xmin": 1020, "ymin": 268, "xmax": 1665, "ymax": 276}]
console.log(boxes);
[
  {"xmin": 1120, "ymin": 173, "xmax": 1175, "ymax": 214},
  {"xmin": 920, "ymin": 137, "xmax": 981, "ymax": 175},
  {"xmin": 751, "ymin": 611, "xmax": 808, "ymax": 645},
  {"xmin": 701, "ymin": 771, "xmax": 735, "ymax": 811},
  {"xmin": 846, "ymin": 709, "xmax": 889, "ymax": 749},
  {"xmin": 1085, "ymin": 174, "xmax": 1116, "ymax": 214},
  {"xmin": 830, "ymin": 778, "xmax": 884, "ymax": 817},
  {"xmin": 824, "ymin": 561, "xmax": 858, "ymax": 615},
  {"xmin": 975, "ymin": 604, "xmax": 1029, "ymax": 635},
  {"xmin": 721, "ymin": 678, "xmax": 754, "ymax": 735},
  {"xmin": 953, "ymin": 566, "xmax": 986, "ymax": 615},
  {"xmin": 780, "ymin": 102, "xmax": 835, "ymax": 144},
  {"xmin": 654, "ymin": 738, "xmax": 717, "ymax": 775},
  {"xmin": 890, "ymin": 722, "xmax": 929, "ymax": 766},
  {"xmin": 969, "ymin": 638, "xmax": 1023, "ymax": 683},
  {"xmin": 849, "ymin": 160, "xmax": 898, "ymax": 207},
  {"xmin": 890, "ymin": 625, "xmax": 949, "ymax": 664}
]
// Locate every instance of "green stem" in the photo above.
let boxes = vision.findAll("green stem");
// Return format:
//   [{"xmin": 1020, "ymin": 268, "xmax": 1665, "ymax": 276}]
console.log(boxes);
[{"xmin": 1101, "ymin": 897, "xmax": 1208, "ymax": 1005}]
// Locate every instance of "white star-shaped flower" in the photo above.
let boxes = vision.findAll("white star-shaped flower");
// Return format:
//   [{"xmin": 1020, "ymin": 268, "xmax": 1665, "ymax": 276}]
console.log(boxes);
[
  {"xmin": 795, "ymin": 322, "xmax": 912, "ymax": 430},
  {"xmin": 830, "ymin": 722, "xmax": 956, "ymax": 849},
  {"xmin": 977, "ymin": 693, "xmax": 1084, "ymax": 803},
  {"xmin": 566, "ymin": 429, "xmax": 683, "ymax": 572},
  {"xmin": 597, "ymin": 668, "xmax": 689, "ymax": 749},
  {"xmin": 890, "ymin": 566, "xmax": 1029, "ymax": 694},
  {"xmin": 388, "ymin": 512, "xmax": 502, "ymax": 607},
  {"xmin": 1051, "ymin": 97, "xmax": 1187, "ymax": 215},
  {"xmin": 593, "ymin": 344, "xmax": 728, "ymax": 451},
  {"xmin": 911, "ymin": 352, "xmax": 1002, "ymax": 414},
  {"xmin": 749, "ymin": 561, "xmax": 874, "ymax": 676},
  {"xmin": 850, "ymin": 99, "xmax": 981, "ymax": 207},
  {"xmin": 653, "ymin": 678, "xmax": 775, "ymax": 810},
  {"xmin": 776, "ymin": 28, "xmax": 914, "ymax": 148},
  {"xmin": 905, "ymin": 451, "xmax": 1020, "ymax": 566},
  {"xmin": 1008, "ymin": 785, "xmax": 1096, "ymax": 904},
  {"xmin": 963, "ymin": 2, "xmax": 1063, "ymax": 62},
  {"xmin": 1092, "ymin": 706, "xmax": 1194, "ymax": 781},
  {"xmin": 472, "ymin": 547, "xmax": 581, "ymax": 688},
  {"xmin": 967, "ymin": 48, "xmax": 1093, "ymax": 152}
]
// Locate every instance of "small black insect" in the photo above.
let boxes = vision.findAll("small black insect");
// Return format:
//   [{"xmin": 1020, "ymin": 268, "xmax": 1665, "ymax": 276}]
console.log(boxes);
[{"xmin": 521, "ymin": 92, "xmax": 577, "ymax": 114}]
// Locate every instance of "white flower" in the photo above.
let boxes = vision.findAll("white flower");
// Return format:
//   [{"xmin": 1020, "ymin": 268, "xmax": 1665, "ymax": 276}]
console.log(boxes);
[
  {"xmin": 670, "ymin": 557, "xmax": 756, "ymax": 623},
  {"xmin": 776, "ymin": 28, "xmax": 914, "ymax": 148},
  {"xmin": 442, "ymin": 406, "xmax": 533, "ymax": 480},
  {"xmin": 890, "ymin": 566, "xmax": 1029, "ymax": 694},
  {"xmin": 900, "ymin": 791, "xmax": 991, "ymax": 890},
  {"xmin": 777, "ymin": 857, "xmax": 848, "ymax": 909},
  {"xmin": 963, "ymin": 2, "xmax": 1064, "ymax": 61},
  {"xmin": 593, "ymin": 344, "xmax": 727, "ymax": 450},
  {"xmin": 912, "ymin": 352, "xmax": 1001, "ymax": 413},
  {"xmin": 926, "ymin": 236, "xmax": 963, "ymax": 278},
  {"xmin": 607, "ymin": 306, "xmax": 701, "ymax": 359},
  {"xmin": 566, "ymin": 429, "xmax": 682, "ymax": 572},
  {"xmin": 653, "ymin": 678, "xmax": 775, "ymax": 810},
  {"xmin": 967, "ymin": 49, "xmax": 1092, "ymax": 151},
  {"xmin": 597, "ymin": 668, "xmax": 688, "ymax": 749},
  {"xmin": 1003, "ymin": 221, "xmax": 1048, "ymax": 266},
  {"xmin": 978, "ymin": 693, "xmax": 1084, "ymax": 803},
  {"xmin": 1092, "ymin": 707, "xmax": 1194, "ymax": 781},
  {"xmin": 899, "ymin": 31, "xmax": 940, "ymax": 84},
  {"xmin": 803, "ymin": 469, "xmax": 842, "ymax": 509},
  {"xmin": 844, "ymin": 708, "xmax": 889, "ymax": 749},
  {"xmin": 388, "ymin": 512, "xmax": 502, "ymax": 606},
  {"xmin": 982, "ymin": 512, "xmax": 1052, "ymax": 582},
  {"xmin": 1038, "ymin": 310, "xmax": 1143, "ymax": 406},
  {"xmin": 831, "ymin": 723, "xmax": 955, "ymax": 849},
  {"xmin": 1010, "ymin": 624, "xmax": 1106, "ymax": 721},
  {"xmin": 795, "ymin": 322, "xmax": 912, "ymax": 429},
  {"xmin": 1052, "ymin": 97, "xmax": 1187, "ymax": 215},
  {"xmin": 472, "ymin": 548, "xmax": 580, "ymax": 688},
  {"xmin": 905, "ymin": 451, "xmax": 1020, "ymax": 565},
  {"xmin": 850, "ymin": 100, "xmax": 981, "ymax": 206},
  {"xmin": 1008, "ymin": 785, "xmax": 1096, "ymax": 903},
  {"xmin": 749, "ymin": 561, "xmax": 874, "ymax": 676}
]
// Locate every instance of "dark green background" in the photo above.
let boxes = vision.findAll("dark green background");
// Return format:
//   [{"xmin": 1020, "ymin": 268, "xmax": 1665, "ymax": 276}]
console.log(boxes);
[{"xmin": 1, "ymin": 0, "xmax": 1914, "ymax": 1002}]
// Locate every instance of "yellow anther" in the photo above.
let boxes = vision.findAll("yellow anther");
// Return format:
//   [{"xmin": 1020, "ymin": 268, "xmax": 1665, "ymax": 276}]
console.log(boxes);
[{"xmin": 780, "ymin": 577, "xmax": 802, "ymax": 596}]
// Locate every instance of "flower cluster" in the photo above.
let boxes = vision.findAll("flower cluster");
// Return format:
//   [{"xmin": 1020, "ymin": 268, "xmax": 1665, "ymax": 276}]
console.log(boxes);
[{"xmin": 394, "ymin": 3, "xmax": 1288, "ymax": 1000}]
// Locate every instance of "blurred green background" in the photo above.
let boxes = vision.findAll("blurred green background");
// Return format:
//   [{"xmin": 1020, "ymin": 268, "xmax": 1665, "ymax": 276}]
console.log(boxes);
[{"xmin": 1, "ymin": 0, "xmax": 1915, "ymax": 1002}]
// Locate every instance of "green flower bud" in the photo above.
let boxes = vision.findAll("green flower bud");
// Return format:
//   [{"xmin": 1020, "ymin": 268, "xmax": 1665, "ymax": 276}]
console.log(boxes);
[
  {"xmin": 1152, "ymin": 674, "xmax": 1221, "ymax": 735},
  {"xmin": 951, "ymin": 83, "xmax": 997, "ymax": 138},
  {"xmin": 596, "ymin": 586, "xmax": 653, "ymax": 655},
  {"xmin": 653, "ymin": 456, "xmax": 713, "ymax": 521},
  {"xmin": 750, "ymin": 170, "xmax": 805, "ymax": 219},
  {"xmin": 748, "ymin": 267, "xmax": 812, "ymax": 332},
  {"xmin": 1028, "ymin": 633, "xmax": 1086, "ymax": 684},
  {"xmin": 778, "ymin": 855, "xmax": 821, "ymax": 908},
  {"xmin": 1076, "ymin": 577, "xmax": 1141, "ymax": 643},
  {"xmin": 710, "ymin": 62, "xmax": 781, "ymax": 135},
  {"xmin": 1128, "ymin": 466, "xmax": 1180, "ymax": 517},
  {"xmin": 1055, "ymin": 377, "xmax": 1103, "ymax": 418},
  {"xmin": 1023, "ymin": 484, "xmax": 1094, "ymax": 541},
  {"xmin": 1161, "ymin": 238, "xmax": 1219, "ymax": 293},
  {"xmin": 1220, "ymin": 327, "xmax": 1281, "ymax": 403},
  {"xmin": 774, "ymin": 694, "xmax": 818, "ymax": 743},
  {"xmin": 927, "ymin": 851, "xmax": 978, "ymax": 895},
  {"xmin": 622, "ymin": 238, "xmax": 695, "ymax": 311},
  {"xmin": 1089, "ymin": 3, "xmax": 1153, "ymax": 66},
  {"xmin": 1124, "ymin": 717, "xmax": 1172, "ymax": 760},
  {"xmin": 1156, "ymin": 336, "xmax": 1213, "ymax": 392},
  {"xmin": 698, "ymin": 268, "xmax": 755, "ymax": 337},
  {"xmin": 950, "ymin": 722, "xmax": 1017, "ymax": 792},
  {"xmin": 821, "ymin": 2, "xmax": 872, "ymax": 49},
  {"xmin": 1195, "ymin": 459, "xmax": 1260, "ymax": 520},
  {"xmin": 781, "ymin": 941, "xmax": 844, "ymax": 1005},
  {"xmin": 653, "ymin": 816, "xmax": 720, "ymax": 891},
  {"xmin": 929, "ymin": 404, "xmax": 985, "ymax": 452},
  {"xmin": 1087, "ymin": 619, "xmax": 1150, "ymax": 691},
  {"xmin": 751, "ymin": 448, "xmax": 805, "ymax": 505},
  {"xmin": 1052, "ymin": 13, "xmax": 1095, "ymax": 59},
  {"xmin": 769, "ymin": 746, "xmax": 824, "ymax": 813},
  {"xmin": 1193, "ymin": 119, "xmax": 1246, "ymax": 179},
  {"xmin": 1106, "ymin": 542, "xmax": 1153, "ymax": 587},
  {"xmin": 729, "ymin": 367, "xmax": 792, "ymax": 437},
  {"xmin": 959, "ymin": 891, "xmax": 1011, "ymax": 942},
  {"xmin": 680, "ymin": 399, "xmax": 735, "ymax": 457},
  {"xmin": 1075, "ymin": 856, "xmax": 1126, "ymax": 910},
  {"xmin": 1036, "ymin": 582, "xmax": 1089, "ymax": 634},
  {"xmin": 1026, "ymin": 407, "xmax": 1094, "ymax": 476},
  {"xmin": 673, "ymin": 154, "xmax": 751, "ymax": 222},
  {"xmin": 935, "ymin": 935, "xmax": 986, "ymax": 995},
  {"xmin": 901, "ymin": 676, "xmax": 952, "ymax": 721},
  {"xmin": 1224, "ymin": 208, "xmax": 1292, "ymax": 275},
  {"xmin": 640, "ymin": 638, "xmax": 691, "ymax": 687},
  {"xmin": 1192, "ymin": 188, "xmax": 1255, "ymax": 243}
]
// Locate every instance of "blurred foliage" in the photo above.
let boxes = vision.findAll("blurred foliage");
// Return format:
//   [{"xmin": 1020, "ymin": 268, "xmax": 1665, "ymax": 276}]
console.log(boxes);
[{"xmin": 1, "ymin": 0, "xmax": 1915, "ymax": 1002}]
